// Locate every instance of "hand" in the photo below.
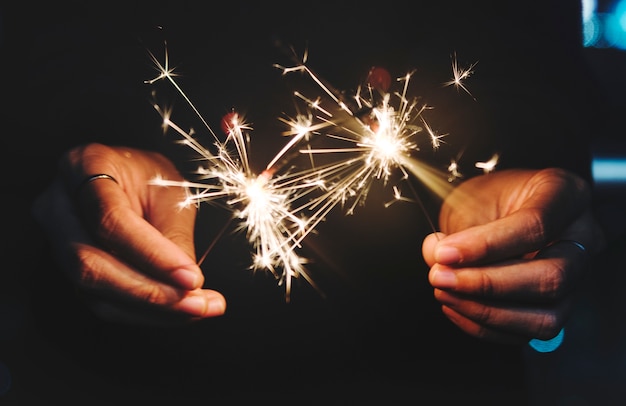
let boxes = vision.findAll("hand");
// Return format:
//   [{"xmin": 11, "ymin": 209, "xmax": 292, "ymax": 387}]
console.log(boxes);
[
  {"xmin": 32, "ymin": 143, "xmax": 226, "ymax": 325},
  {"xmin": 422, "ymin": 168, "xmax": 605, "ymax": 344}
]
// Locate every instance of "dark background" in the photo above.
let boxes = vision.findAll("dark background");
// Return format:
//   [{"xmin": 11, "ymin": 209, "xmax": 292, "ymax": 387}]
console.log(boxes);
[{"xmin": 1, "ymin": 1, "xmax": 626, "ymax": 404}]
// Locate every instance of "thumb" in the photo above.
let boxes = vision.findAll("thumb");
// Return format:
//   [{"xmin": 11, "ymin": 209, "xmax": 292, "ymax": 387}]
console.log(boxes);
[{"xmin": 422, "ymin": 232, "xmax": 447, "ymax": 267}]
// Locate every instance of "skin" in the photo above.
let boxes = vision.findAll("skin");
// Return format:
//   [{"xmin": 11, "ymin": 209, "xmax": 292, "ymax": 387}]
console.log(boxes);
[
  {"xmin": 32, "ymin": 144, "xmax": 604, "ymax": 343},
  {"xmin": 422, "ymin": 168, "xmax": 605, "ymax": 344},
  {"xmin": 32, "ymin": 143, "xmax": 226, "ymax": 325}
]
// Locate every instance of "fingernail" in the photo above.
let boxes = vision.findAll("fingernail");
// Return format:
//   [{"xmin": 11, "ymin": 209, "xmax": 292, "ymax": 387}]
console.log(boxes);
[
  {"xmin": 172, "ymin": 268, "xmax": 202, "ymax": 289},
  {"xmin": 435, "ymin": 246, "xmax": 461, "ymax": 264},
  {"xmin": 207, "ymin": 298, "xmax": 226, "ymax": 315},
  {"xmin": 178, "ymin": 295, "xmax": 207, "ymax": 316},
  {"xmin": 430, "ymin": 269, "xmax": 457, "ymax": 289}
]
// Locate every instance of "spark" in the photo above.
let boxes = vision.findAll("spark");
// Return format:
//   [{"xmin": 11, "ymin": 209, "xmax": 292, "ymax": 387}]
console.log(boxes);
[
  {"xmin": 276, "ymin": 57, "xmax": 452, "ymax": 217},
  {"xmin": 144, "ymin": 43, "xmax": 490, "ymax": 301},
  {"xmin": 421, "ymin": 117, "xmax": 448, "ymax": 150},
  {"xmin": 146, "ymin": 44, "xmax": 333, "ymax": 302},
  {"xmin": 475, "ymin": 153, "xmax": 499, "ymax": 173},
  {"xmin": 447, "ymin": 159, "xmax": 463, "ymax": 182},
  {"xmin": 384, "ymin": 185, "xmax": 416, "ymax": 208},
  {"xmin": 444, "ymin": 52, "xmax": 478, "ymax": 99}
]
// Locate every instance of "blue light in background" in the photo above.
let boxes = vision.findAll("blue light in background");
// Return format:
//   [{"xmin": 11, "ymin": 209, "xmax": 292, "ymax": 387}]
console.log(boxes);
[
  {"xmin": 592, "ymin": 157, "xmax": 626, "ymax": 183},
  {"xmin": 583, "ymin": 0, "xmax": 626, "ymax": 49}
]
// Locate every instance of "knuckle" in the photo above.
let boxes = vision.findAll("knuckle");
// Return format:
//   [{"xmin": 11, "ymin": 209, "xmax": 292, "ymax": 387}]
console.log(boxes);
[
  {"xmin": 473, "ymin": 326, "xmax": 492, "ymax": 340},
  {"xmin": 478, "ymin": 271, "xmax": 495, "ymax": 296},
  {"xmin": 130, "ymin": 284, "xmax": 171, "ymax": 307},
  {"xmin": 539, "ymin": 259, "xmax": 568, "ymax": 299},
  {"xmin": 473, "ymin": 303, "xmax": 495, "ymax": 325},
  {"xmin": 535, "ymin": 312, "xmax": 561, "ymax": 340},
  {"xmin": 542, "ymin": 167, "xmax": 589, "ymax": 195},
  {"xmin": 94, "ymin": 205, "xmax": 127, "ymax": 242},
  {"xmin": 73, "ymin": 246, "xmax": 105, "ymax": 290},
  {"xmin": 73, "ymin": 244, "xmax": 173, "ymax": 308},
  {"xmin": 525, "ymin": 207, "xmax": 548, "ymax": 243},
  {"xmin": 450, "ymin": 316, "xmax": 486, "ymax": 339}
]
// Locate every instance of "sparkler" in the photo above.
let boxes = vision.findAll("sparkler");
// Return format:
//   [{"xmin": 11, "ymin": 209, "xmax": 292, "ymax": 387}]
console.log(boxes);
[
  {"xmin": 273, "ymin": 49, "xmax": 473, "ymax": 219},
  {"xmin": 144, "ymin": 42, "xmax": 489, "ymax": 301},
  {"xmin": 444, "ymin": 52, "xmax": 479, "ymax": 100},
  {"xmin": 145, "ymin": 45, "xmax": 333, "ymax": 302}
]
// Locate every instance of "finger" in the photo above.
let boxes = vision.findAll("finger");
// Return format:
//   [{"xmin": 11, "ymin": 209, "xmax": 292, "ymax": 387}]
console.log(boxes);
[
  {"xmin": 87, "ymin": 290, "xmax": 227, "ymax": 326},
  {"xmin": 439, "ymin": 306, "xmax": 535, "ymax": 344},
  {"xmin": 32, "ymin": 177, "xmax": 226, "ymax": 318},
  {"xmin": 112, "ymin": 146, "xmax": 200, "ymax": 263},
  {"xmin": 422, "ymin": 232, "xmax": 447, "ymax": 267},
  {"xmin": 72, "ymin": 242, "xmax": 226, "ymax": 318},
  {"xmin": 428, "ymin": 242, "xmax": 588, "ymax": 302},
  {"xmin": 436, "ymin": 168, "xmax": 591, "ymax": 265},
  {"xmin": 145, "ymin": 171, "xmax": 199, "ymax": 262},
  {"xmin": 78, "ymin": 171, "xmax": 204, "ymax": 290},
  {"xmin": 435, "ymin": 290, "xmax": 569, "ymax": 341},
  {"xmin": 59, "ymin": 143, "xmax": 203, "ymax": 289}
]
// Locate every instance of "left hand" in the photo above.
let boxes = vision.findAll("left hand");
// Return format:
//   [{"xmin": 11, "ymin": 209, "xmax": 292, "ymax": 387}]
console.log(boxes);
[
  {"xmin": 32, "ymin": 143, "xmax": 227, "ymax": 326},
  {"xmin": 422, "ymin": 168, "xmax": 605, "ymax": 344}
]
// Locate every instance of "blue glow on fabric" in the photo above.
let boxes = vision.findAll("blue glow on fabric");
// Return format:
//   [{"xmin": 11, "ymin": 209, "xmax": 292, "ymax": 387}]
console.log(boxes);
[{"xmin": 529, "ymin": 328, "xmax": 565, "ymax": 353}]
